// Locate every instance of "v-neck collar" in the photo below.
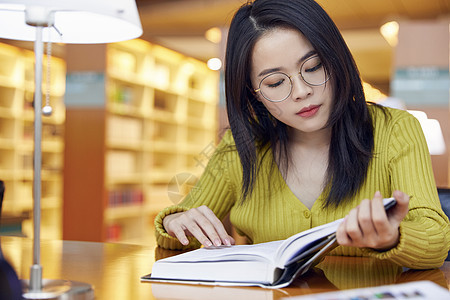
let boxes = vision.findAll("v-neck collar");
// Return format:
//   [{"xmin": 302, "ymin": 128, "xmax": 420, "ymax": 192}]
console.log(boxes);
[{"xmin": 267, "ymin": 146, "xmax": 326, "ymax": 212}]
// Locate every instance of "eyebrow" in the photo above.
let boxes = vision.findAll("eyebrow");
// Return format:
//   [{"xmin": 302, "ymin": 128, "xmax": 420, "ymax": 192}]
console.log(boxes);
[{"xmin": 257, "ymin": 50, "xmax": 317, "ymax": 77}]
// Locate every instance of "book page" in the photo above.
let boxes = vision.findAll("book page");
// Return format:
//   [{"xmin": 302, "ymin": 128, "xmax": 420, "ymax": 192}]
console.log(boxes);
[
  {"xmin": 274, "ymin": 219, "xmax": 342, "ymax": 267},
  {"xmin": 151, "ymin": 260, "xmax": 276, "ymax": 284},
  {"xmin": 159, "ymin": 240, "xmax": 282, "ymax": 264}
]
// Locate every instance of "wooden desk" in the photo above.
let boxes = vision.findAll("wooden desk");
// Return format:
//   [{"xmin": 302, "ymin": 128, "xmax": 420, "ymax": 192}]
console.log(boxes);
[{"xmin": 1, "ymin": 236, "xmax": 449, "ymax": 299}]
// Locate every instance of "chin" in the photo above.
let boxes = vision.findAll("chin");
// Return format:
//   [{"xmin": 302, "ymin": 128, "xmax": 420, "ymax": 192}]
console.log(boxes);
[{"xmin": 292, "ymin": 121, "xmax": 328, "ymax": 134}]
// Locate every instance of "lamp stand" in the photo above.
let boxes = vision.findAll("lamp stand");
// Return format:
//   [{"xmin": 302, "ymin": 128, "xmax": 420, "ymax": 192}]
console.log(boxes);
[{"xmin": 19, "ymin": 14, "xmax": 94, "ymax": 300}]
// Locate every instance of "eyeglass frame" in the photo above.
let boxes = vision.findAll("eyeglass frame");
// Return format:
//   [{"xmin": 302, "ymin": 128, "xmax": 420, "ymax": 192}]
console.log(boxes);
[{"xmin": 253, "ymin": 55, "xmax": 331, "ymax": 103}]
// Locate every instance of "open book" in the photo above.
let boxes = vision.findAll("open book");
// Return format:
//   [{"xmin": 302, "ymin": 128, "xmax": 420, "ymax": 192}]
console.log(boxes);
[{"xmin": 142, "ymin": 198, "xmax": 397, "ymax": 289}]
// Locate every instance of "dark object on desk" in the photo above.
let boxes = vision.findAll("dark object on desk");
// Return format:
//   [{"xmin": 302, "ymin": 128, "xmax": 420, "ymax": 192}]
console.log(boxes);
[
  {"xmin": 1, "ymin": 212, "xmax": 29, "ymax": 237},
  {"xmin": 437, "ymin": 188, "xmax": 450, "ymax": 261},
  {"xmin": 0, "ymin": 180, "xmax": 28, "ymax": 237},
  {"xmin": 0, "ymin": 180, "xmax": 23, "ymax": 300},
  {"xmin": 0, "ymin": 180, "xmax": 4, "ymax": 219},
  {"xmin": 437, "ymin": 188, "xmax": 450, "ymax": 219}
]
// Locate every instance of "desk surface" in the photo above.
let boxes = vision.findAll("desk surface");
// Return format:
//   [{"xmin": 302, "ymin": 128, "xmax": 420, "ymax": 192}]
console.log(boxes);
[{"xmin": 1, "ymin": 236, "xmax": 449, "ymax": 299}]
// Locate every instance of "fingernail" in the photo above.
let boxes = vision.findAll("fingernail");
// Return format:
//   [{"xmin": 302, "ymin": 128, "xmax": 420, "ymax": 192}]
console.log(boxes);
[
  {"xmin": 181, "ymin": 238, "xmax": 189, "ymax": 245},
  {"xmin": 213, "ymin": 239, "xmax": 221, "ymax": 246},
  {"xmin": 205, "ymin": 240, "xmax": 212, "ymax": 247},
  {"xmin": 224, "ymin": 238, "xmax": 231, "ymax": 246}
]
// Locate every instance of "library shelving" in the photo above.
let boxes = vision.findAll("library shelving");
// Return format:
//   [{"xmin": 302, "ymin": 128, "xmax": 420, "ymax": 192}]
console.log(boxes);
[
  {"xmin": 0, "ymin": 42, "xmax": 66, "ymax": 239},
  {"xmin": 63, "ymin": 39, "xmax": 219, "ymax": 245}
]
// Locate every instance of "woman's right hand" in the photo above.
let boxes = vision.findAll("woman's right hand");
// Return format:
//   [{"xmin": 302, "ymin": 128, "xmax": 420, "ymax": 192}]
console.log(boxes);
[{"xmin": 162, "ymin": 205, "xmax": 235, "ymax": 247}]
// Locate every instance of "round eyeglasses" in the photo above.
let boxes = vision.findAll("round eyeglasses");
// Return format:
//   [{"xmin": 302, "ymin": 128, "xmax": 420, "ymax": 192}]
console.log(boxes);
[{"xmin": 254, "ymin": 55, "xmax": 330, "ymax": 102}]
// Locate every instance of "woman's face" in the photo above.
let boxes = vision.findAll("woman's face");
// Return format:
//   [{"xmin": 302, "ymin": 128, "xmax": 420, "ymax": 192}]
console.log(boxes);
[{"xmin": 250, "ymin": 27, "xmax": 334, "ymax": 136}]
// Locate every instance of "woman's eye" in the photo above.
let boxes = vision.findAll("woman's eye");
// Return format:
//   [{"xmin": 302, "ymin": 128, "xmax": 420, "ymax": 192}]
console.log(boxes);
[
  {"xmin": 266, "ymin": 78, "xmax": 285, "ymax": 88},
  {"xmin": 305, "ymin": 62, "xmax": 322, "ymax": 73}
]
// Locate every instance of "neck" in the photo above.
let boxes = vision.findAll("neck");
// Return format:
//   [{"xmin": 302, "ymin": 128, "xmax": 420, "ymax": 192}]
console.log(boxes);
[{"xmin": 288, "ymin": 126, "xmax": 332, "ymax": 149}]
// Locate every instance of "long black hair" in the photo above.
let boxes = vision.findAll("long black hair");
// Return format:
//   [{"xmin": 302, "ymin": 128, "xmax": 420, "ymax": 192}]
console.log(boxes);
[{"xmin": 224, "ymin": 0, "xmax": 374, "ymax": 207}]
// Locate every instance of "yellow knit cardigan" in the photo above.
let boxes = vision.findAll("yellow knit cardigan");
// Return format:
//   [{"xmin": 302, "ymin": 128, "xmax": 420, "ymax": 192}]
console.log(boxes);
[{"xmin": 155, "ymin": 106, "xmax": 450, "ymax": 269}]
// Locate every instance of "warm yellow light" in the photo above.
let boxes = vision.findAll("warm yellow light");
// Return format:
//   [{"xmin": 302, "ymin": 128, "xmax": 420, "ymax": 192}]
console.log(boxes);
[
  {"xmin": 207, "ymin": 58, "xmax": 222, "ymax": 71},
  {"xmin": 363, "ymin": 82, "xmax": 387, "ymax": 102},
  {"xmin": 180, "ymin": 62, "xmax": 195, "ymax": 75},
  {"xmin": 380, "ymin": 21, "xmax": 399, "ymax": 47},
  {"xmin": 205, "ymin": 27, "xmax": 222, "ymax": 44}
]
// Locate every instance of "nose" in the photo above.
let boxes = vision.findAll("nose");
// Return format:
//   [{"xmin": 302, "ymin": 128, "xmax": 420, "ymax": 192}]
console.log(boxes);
[{"xmin": 290, "ymin": 74, "xmax": 312, "ymax": 101}]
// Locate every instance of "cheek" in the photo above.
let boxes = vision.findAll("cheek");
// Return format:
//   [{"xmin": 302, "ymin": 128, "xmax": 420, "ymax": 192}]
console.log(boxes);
[{"xmin": 261, "ymin": 101, "xmax": 286, "ymax": 119}]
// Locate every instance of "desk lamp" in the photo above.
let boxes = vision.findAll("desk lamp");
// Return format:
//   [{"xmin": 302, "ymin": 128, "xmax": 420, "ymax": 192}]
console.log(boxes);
[{"xmin": 0, "ymin": 0, "xmax": 142, "ymax": 298}]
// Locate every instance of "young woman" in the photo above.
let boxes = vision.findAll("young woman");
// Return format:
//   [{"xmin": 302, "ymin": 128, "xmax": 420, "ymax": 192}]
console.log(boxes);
[{"xmin": 155, "ymin": 0, "xmax": 450, "ymax": 268}]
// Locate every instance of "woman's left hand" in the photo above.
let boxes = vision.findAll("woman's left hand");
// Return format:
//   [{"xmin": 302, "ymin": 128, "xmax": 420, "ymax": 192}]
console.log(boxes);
[{"xmin": 336, "ymin": 190, "xmax": 410, "ymax": 251}]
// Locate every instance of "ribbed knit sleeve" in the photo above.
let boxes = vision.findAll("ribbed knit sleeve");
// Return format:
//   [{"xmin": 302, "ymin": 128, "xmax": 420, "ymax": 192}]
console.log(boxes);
[
  {"xmin": 358, "ymin": 108, "xmax": 450, "ymax": 268},
  {"xmin": 154, "ymin": 130, "xmax": 238, "ymax": 250}
]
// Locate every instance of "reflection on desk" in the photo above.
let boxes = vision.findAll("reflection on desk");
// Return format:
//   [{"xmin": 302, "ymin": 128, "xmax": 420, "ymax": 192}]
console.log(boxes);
[
  {"xmin": 151, "ymin": 254, "xmax": 449, "ymax": 300},
  {"xmin": 1, "ymin": 236, "xmax": 449, "ymax": 300}
]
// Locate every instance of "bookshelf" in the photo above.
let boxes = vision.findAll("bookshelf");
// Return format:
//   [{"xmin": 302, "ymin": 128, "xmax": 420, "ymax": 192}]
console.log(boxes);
[
  {"xmin": 63, "ymin": 39, "xmax": 219, "ymax": 245},
  {"xmin": 0, "ymin": 42, "xmax": 66, "ymax": 239}
]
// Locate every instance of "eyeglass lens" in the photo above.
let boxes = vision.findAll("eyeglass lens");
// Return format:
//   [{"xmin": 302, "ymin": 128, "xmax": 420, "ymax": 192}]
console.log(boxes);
[{"xmin": 259, "ymin": 55, "xmax": 328, "ymax": 102}]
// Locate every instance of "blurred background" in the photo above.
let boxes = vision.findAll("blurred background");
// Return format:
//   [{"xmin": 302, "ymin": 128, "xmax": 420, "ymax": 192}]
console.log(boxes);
[{"xmin": 0, "ymin": 0, "xmax": 448, "ymax": 246}]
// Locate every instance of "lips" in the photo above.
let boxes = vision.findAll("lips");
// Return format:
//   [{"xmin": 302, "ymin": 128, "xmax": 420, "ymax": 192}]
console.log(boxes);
[{"xmin": 296, "ymin": 105, "xmax": 321, "ymax": 118}]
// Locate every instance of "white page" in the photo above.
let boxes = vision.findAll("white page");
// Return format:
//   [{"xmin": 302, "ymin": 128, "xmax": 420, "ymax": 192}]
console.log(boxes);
[
  {"xmin": 275, "ymin": 219, "xmax": 342, "ymax": 266},
  {"xmin": 159, "ymin": 240, "xmax": 282, "ymax": 264},
  {"xmin": 152, "ymin": 260, "xmax": 276, "ymax": 284}
]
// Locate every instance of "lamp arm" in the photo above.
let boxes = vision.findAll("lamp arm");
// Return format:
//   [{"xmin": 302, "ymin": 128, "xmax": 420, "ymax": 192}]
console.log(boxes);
[{"xmin": 29, "ymin": 24, "xmax": 43, "ymax": 292}]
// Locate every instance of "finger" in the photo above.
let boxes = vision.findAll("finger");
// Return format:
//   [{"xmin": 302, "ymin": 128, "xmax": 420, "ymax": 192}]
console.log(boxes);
[
  {"xmin": 358, "ymin": 198, "xmax": 376, "ymax": 237},
  {"xmin": 169, "ymin": 223, "xmax": 191, "ymax": 246},
  {"xmin": 183, "ymin": 220, "xmax": 214, "ymax": 247},
  {"xmin": 198, "ymin": 206, "xmax": 233, "ymax": 246},
  {"xmin": 187, "ymin": 209, "xmax": 222, "ymax": 247},
  {"xmin": 336, "ymin": 217, "xmax": 352, "ymax": 246},
  {"xmin": 370, "ymin": 191, "xmax": 390, "ymax": 234},
  {"xmin": 163, "ymin": 213, "xmax": 191, "ymax": 245},
  {"xmin": 171, "ymin": 209, "xmax": 219, "ymax": 247},
  {"xmin": 390, "ymin": 190, "xmax": 410, "ymax": 225},
  {"xmin": 369, "ymin": 192, "xmax": 399, "ymax": 248},
  {"xmin": 343, "ymin": 208, "xmax": 363, "ymax": 245}
]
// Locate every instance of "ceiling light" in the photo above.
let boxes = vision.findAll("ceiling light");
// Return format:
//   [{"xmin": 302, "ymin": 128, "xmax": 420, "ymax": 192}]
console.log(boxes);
[
  {"xmin": 205, "ymin": 27, "xmax": 221, "ymax": 44},
  {"xmin": 380, "ymin": 21, "xmax": 399, "ymax": 47},
  {"xmin": 207, "ymin": 58, "xmax": 222, "ymax": 71},
  {"xmin": 363, "ymin": 82, "xmax": 387, "ymax": 101}
]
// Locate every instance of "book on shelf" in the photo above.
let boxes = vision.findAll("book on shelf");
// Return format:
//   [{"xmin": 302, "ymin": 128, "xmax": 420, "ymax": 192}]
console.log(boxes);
[
  {"xmin": 108, "ymin": 189, "xmax": 143, "ymax": 207},
  {"xmin": 141, "ymin": 197, "xmax": 397, "ymax": 289}
]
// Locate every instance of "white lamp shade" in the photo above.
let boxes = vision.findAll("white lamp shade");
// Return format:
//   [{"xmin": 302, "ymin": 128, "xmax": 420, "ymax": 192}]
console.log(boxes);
[
  {"xmin": 408, "ymin": 110, "xmax": 446, "ymax": 156},
  {"xmin": 420, "ymin": 118, "xmax": 446, "ymax": 156},
  {"xmin": 0, "ymin": 0, "xmax": 142, "ymax": 43}
]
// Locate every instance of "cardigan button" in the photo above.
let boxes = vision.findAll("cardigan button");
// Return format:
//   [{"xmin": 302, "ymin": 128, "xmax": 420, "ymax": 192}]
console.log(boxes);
[{"xmin": 303, "ymin": 210, "xmax": 311, "ymax": 218}]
